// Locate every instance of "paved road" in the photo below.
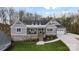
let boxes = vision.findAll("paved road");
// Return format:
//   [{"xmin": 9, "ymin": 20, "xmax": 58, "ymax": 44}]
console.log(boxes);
[{"xmin": 57, "ymin": 34, "xmax": 79, "ymax": 51}]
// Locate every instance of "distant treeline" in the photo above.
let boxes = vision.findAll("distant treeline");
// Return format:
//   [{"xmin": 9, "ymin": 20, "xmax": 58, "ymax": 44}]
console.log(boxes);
[{"xmin": 61, "ymin": 15, "xmax": 79, "ymax": 34}]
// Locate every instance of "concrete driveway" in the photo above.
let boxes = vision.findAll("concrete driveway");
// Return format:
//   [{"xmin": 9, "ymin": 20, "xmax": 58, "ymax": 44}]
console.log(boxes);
[
  {"xmin": 67, "ymin": 33, "xmax": 79, "ymax": 39},
  {"xmin": 0, "ymin": 31, "xmax": 11, "ymax": 51},
  {"xmin": 57, "ymin": 33, "xmax": 79, "ymax": 51}
]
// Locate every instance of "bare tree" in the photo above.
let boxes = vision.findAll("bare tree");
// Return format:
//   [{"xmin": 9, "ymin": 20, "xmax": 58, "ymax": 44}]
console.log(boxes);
[
  {"xmin": 8, "ymin": 7, "xmax": 15, "ymax": 25},
  {"xmin": 34, "ymin": 13, "xmax": 41, "ymax": 20},
  {"xmin": 19, "ymin": 10, "xmax": 25, "ymax": 22},
  {"xmin": 0, "ymin": 7, "xmax": 7, "ymax": 24}
]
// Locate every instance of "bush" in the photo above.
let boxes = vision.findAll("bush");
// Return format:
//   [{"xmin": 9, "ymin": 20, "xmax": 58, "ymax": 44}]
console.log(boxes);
[
  {"xmin": 21, "ymin": 38, "xmax": 39, "ymax": 42},
  {"xmin": 43, "ymin": 35, "xmax": 57, "ymax": 41}
]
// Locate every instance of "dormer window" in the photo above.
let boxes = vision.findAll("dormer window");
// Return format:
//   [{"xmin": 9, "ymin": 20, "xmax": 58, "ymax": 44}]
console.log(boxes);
[{"xmin": 47, "ymin": 29, "xmax": 53, "ymax": 31}]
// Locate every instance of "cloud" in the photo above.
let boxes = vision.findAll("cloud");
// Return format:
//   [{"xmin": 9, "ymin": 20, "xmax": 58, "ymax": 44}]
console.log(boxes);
[{"xmin": 44, "ymin": 7, "xmax": 56, "ymax": 10}]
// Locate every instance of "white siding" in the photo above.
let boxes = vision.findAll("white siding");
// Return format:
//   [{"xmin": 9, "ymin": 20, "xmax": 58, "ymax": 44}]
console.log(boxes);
[
  {"xmin": 46, "ymin": 25, "xmax": 57, "ymax": 35},
  {"xmin": 11, "ymin": 20, "xmax": 27, "ymax": 41},
  {"xmin": 11, "ymin": 27, "xmax": 27, "ymax": 35}
]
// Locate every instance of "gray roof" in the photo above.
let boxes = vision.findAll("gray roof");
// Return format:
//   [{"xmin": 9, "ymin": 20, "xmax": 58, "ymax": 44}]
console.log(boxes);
[
  {"xmin": 21, "ymin": 18, "xmax": 51, "ymax": 25},
  {"xmin": 0, "ymin": 31, "xmax": 11, "ymax": 50},
  {"xmin": 56, "ymin": 25, "xmax": 64, "ymax": 28}
]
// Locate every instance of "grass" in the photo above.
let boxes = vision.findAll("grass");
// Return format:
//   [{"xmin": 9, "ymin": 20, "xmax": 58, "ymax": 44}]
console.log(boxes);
[{"xmin": 7, "ymin": 40, "xmax": 69, "ymax": 51}]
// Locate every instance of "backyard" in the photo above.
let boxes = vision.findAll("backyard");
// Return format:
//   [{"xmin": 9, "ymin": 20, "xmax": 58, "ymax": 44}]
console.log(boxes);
[{"xmin": 6, "ymin": 40, "xmax": 69, "ymax": 51}]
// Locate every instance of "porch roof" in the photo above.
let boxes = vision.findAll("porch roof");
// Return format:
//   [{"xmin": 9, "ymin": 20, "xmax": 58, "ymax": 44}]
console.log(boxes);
[{"xmin": 26, "ymin": 25, "xmax": 46, "ymax": 28}]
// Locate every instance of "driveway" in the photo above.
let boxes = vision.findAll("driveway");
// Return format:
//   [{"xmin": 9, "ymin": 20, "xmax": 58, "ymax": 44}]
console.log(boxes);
[
  {"xmin": 57, "ymin": 34, "xmax": 79, "ymax": 51},
  {"xmin": 67, "ymin": 33, "xmax": 79, "ymax": 39},
  {"xmin": 0, "ymin": 31, "xmax": 11, "ymax": 51}
]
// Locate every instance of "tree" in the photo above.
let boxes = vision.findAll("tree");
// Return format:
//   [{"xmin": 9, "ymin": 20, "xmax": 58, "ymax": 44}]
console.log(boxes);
[
  {"xmin": 19, "ymin": 10, "xmax": 25, "ymax": 22},
  {"xmin": 8, "ymin": 8, "xmax": 15, "ymax": 25},
  {"xmin": 0, "ymin": 8, "xmax": 7, "ymax": 24}
]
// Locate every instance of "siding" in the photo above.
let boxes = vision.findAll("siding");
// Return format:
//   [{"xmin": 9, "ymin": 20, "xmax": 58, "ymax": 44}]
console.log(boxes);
[
  {"xmin": 46, "ymin": 25, "xmax": 57, "ymax": 35},
  {"xmin": 11, "ymin": 27, "xmax": 27, "ymax": 35},
  {"xmin": 11, "ymin": 20, "xmax": 27, "ymax": 41}
]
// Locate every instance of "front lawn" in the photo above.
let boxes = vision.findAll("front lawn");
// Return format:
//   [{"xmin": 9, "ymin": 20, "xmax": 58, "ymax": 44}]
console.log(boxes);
[{"xmin": 7, "ymin": 40, "xmax": 69, "ymax": 51}]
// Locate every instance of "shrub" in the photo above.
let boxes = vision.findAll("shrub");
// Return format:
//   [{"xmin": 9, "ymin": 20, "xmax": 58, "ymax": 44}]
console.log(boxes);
[{"xmin": 43, "ymin": 35, "xmax": 57, "ymax": 41}]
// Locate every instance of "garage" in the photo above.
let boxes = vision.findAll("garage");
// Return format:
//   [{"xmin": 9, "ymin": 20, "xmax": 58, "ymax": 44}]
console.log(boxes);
[
  {"xmin": 57, "ymin": 29, "xmax": 65, "ymax": 35},
  {"xmin": 56, "ymin": 25, "xmax": 66, "ymax": 35}
]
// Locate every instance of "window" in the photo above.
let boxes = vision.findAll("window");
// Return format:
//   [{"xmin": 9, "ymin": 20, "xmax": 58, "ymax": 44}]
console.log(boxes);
[
  {"xmin": 17, "ymin": 28, "xmax": 21, "ymax": 32},
  {"xmin": 27, "ymin": 28, "xmax": 37, "ymax": 34},
  {"xmin": 47, "ymin": 29, "xmax": 53, "ymax": 31}
]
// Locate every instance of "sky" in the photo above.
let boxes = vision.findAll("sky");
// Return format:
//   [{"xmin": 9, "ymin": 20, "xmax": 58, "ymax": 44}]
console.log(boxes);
[{"xmin": 14, "ymin": 7, "xmax": 79, "ymax": 16}]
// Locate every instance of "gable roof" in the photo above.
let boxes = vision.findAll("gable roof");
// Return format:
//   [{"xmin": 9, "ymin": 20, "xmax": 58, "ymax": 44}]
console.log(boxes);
[
  {"xmin": 46, "ymin": 19, "xmax": 60, "ymax": 26},
  {"xmin": 11, "ymin": 17, "xmax": 62, "ymax": 28},
  {"xmin": 21, "ymin": 18, "xmax": 51, "ymax": 25},
  {"xmin": 11, "ymin": 20, "xmax": 26, "ymax": 28},
  {"xmin": 56, "ymin": 25, "xmax": 64, "ymax": 28}
]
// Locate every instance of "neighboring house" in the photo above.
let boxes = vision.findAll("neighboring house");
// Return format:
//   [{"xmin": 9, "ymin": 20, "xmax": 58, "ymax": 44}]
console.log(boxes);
[{"xmin": 11, "ymin": 18, "xmax": 66, "ymax": 41}]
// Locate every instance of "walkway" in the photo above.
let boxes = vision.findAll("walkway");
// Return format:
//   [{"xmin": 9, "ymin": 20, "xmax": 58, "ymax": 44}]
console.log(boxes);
[
  {"xmin": 57, "ymin": 34, "xmax": 79, "ymax": 51},
  {"xmin": 36, "ymin": 39, "xmax": 60, "ymax": 45},
  {"xmin": 44, "ymin": 39, "xmax": 60, "ymax": 43}
]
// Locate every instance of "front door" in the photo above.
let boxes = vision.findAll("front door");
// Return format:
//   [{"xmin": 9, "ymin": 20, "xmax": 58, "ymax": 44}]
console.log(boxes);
[{"xmin": 38, "ymin": 28, "xmax": 45, "ymax": 41}]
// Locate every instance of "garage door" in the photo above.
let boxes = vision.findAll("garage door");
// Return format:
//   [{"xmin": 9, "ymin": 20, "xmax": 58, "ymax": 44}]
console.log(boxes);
[{"xmin": 57, "ymin": 31, "xmax": 65, "ymax": 35}]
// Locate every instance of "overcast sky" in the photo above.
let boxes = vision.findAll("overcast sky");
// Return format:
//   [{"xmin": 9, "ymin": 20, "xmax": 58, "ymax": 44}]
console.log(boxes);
[{"xmin": 14, "ymin": 7, "xmax": 79, "ymax": 16}]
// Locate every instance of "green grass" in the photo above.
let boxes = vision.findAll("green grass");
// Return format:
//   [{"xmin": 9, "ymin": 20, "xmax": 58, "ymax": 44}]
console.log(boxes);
[{"xmin": 7, "ymin": 40, "xmax": 69, "ymax": 51}]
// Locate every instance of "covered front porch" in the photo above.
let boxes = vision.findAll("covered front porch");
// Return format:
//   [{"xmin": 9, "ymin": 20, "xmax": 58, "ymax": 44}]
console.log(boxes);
[{"xmin": 26, "ymin": 25, "xmax": 46, "ymax": 41}]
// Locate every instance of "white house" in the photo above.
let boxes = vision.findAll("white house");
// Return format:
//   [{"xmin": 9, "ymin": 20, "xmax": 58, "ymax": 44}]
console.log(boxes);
[{"xmin": 11, "ymin": 18, "xmax": 66, "ymax": 41}]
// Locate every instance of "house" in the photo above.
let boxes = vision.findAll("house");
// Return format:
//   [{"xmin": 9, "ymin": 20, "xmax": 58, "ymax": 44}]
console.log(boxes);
[{"xmin": 11, "ymin": 18, "xmax": 66, "ymax": 41}]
